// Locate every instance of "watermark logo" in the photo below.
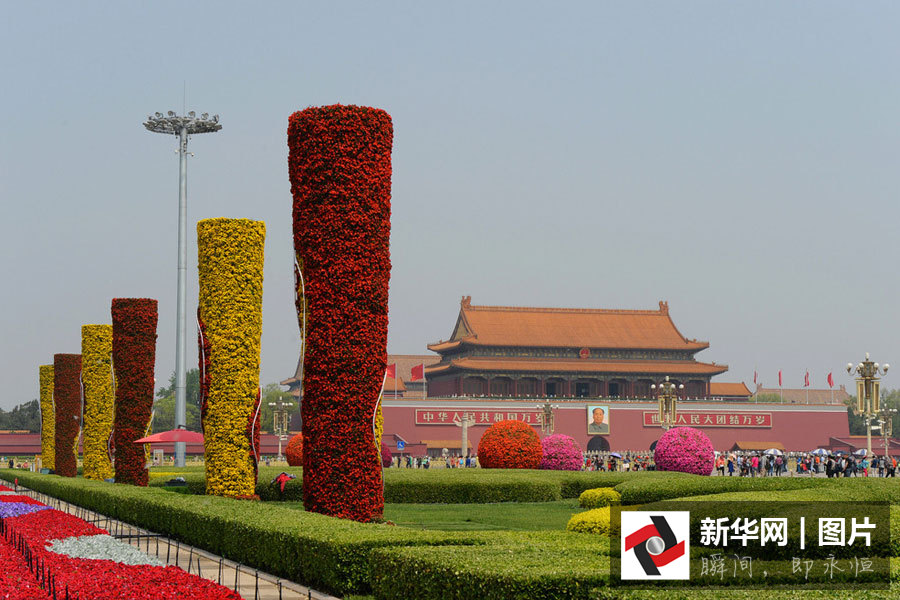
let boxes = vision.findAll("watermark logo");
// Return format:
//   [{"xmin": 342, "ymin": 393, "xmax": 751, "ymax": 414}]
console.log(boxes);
[{"xmin": 621, "ymin": 511, "xmax": 690, "ymax": 580}]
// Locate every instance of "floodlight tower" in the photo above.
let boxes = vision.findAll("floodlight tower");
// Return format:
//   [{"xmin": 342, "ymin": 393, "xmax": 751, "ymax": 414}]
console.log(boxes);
[{"xmin": 144, "ymin": 111, "xmax": 221, "ymax": 467}]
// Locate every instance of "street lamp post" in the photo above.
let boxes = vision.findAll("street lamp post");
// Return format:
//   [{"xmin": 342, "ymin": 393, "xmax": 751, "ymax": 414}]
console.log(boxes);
[
  {"xmin": 847, "ymin": 353, "xmax": 890, "ymax": 459},
  {"xmin": 877, "ymin": 408, "xmax": 897, "ymax": 464},
  {"xmin": 144, "ymin": 111, "xmax": 221, "ymax": 467},
  {"xmin": 536, "ymin": 400, "xmax": 559, "ymax": 435},
  {"xmin": 268, "ymin": 395, "xmax": 295, "ymax": 462},
  {"xmin": 651, "ymin": 376, "xmax": 683, "ymax": 431}
]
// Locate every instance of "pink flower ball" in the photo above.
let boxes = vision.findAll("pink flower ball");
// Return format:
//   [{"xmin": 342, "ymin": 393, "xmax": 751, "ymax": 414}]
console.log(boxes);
[
  {"xmin": 540, "ymin": 434, "xmax": 583, "ymax": 471},
  {"xmin": 653, "ymin": 427, "xmax": 714, "ymax": 476}
]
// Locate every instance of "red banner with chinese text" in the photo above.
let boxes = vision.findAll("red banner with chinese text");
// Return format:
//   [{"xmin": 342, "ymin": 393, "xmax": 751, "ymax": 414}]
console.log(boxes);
[
  {"xmin": 643, "ymin": 412, "xmax": 772, "ymax": 428},
  {"xmin": 415, "ymin": 409, "xmax": 544, "ymax": 427}
]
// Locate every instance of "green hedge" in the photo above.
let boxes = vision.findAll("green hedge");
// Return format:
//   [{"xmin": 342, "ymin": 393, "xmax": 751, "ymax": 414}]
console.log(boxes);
[
  {"xmin": 155, "ymin": 468, "xmax": 683, "ymax": 504},
  {"xmin": 614, "ymin": 474, "xmax": 828, "ymax": 505},
  {"xmin": 370, "ymin": 532, "xmax": 610, "ymax": 600},
  {"xmin": 0, "ymin": 470, "xmax": 480, "ymax": 596}
]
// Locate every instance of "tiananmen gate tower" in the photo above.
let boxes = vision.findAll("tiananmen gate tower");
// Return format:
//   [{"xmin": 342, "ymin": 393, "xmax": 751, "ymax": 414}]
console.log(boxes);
[
  {"xmin": 279, "ymin": 297, "xmax": 855, "ymax": 456},
  {"xmin": 425, "ymin": 296, "xmax": 727, "ymax": 399}
]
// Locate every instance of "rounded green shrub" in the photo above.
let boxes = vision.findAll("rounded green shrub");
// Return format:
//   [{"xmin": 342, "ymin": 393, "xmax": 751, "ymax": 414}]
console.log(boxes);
[
  {"xmin": 578, "ymin": 487, "xmax": 621, "ymax": 509},
  {"xmin": 566, "ymin": 506, "xmax": 615, "ymax": 535}
]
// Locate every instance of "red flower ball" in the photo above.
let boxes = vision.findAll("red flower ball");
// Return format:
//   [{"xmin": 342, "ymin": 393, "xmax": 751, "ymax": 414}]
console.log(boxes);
[
  {"xmin": 286, "ymin": 433, "xmax": 303, "ymax": 467},
  {"xmin": 380, "ymin": 443, "xmax": 392, "ymax": 468},
  {"xmin": 477, "ymin": 420, "xmax": 543, "ymax": 469}
]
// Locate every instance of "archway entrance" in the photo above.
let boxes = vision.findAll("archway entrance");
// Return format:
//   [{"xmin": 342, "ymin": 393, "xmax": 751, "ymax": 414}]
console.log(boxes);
[{"xmin": 587, "ymin": 436, "xmax": 610, "ymax": 452}]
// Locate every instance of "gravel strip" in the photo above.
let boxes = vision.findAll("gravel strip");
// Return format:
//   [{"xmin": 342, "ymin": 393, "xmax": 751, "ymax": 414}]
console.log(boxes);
[{"xmin": 46, "ymin": 534, "xmax": 164, "ymax": 566}]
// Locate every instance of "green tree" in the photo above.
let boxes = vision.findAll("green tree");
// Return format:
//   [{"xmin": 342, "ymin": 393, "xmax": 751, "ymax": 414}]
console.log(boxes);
[
  {"xmin": 151, "ymin": 372, "xmax": 292, "ymax": 434},
  {"xmin": 0, "ymin": 399, "xmax": 41, "ymax": 432},
  {"xmin": 152, "ymin": 369, "xmax": 202, "ymax": 432},
  {"xmin": 751, "ymin": 393, "xmax": 785, "ymax": 403},
  {"xmin": 844, "ymin": 388, "xmax": 900, "ymax": 437}
]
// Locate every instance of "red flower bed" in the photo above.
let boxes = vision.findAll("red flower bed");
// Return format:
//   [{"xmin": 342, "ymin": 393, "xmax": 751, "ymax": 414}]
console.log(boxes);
[
  {"xmin": 285, "ymin": 433, "xmax": 303, "ymax": 466},
  {"xmin": 3, "ymin": 503, "xmax": 242, "ymax": 599},
  {"xmin": 477, "ymin": 420, "xmax": 543, "ymax": 469},
  {"xmin": 112, "ymin": 298, "xmax": 158, "ymax": 486},
  {"xmin": 54, "ymin": 353, "xmax": 82, "ymax": 477},
  {"xmin": 0, "ymin": 495, "xmax": 44, "ymax": 505},
  {"xmin": 288, "ymin": 104, "xmax": 392, "ymax": 522},
  {"xmin": 0, "ymin": 534, "xmax": 46, "ymax": 599},
  {"xmin": 7, "ymin": 507, "xmax": 106, "ymax": 544}
]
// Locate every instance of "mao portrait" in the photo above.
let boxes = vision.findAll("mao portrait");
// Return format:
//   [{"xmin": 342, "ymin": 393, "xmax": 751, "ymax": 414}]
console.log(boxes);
[{"xmin": 587, "ymin": 405, "xmax": 609, "ymax": 435}]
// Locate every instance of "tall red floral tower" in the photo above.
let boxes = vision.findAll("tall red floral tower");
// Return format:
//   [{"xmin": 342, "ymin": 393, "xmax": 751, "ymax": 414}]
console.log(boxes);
[
  {"xmin": 288, "ymin": 104, "xmax": 392, "ymax": 521},
  {"xmin": 53, "ymin": 353, "xmax": 82, "ymax": 477},
  {"xmin": 111, "ymin": 298, "xmax": 158, "ymax": 486}
]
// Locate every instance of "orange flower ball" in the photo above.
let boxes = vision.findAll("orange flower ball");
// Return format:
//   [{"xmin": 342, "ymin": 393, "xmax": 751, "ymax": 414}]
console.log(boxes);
[
  {"xmin": 477, "ymin": 420, "xmax": 543, "ymax": 469},
  {"xmin": 286, "ymin": 433, "xmax": 303, "ymax": 466}
]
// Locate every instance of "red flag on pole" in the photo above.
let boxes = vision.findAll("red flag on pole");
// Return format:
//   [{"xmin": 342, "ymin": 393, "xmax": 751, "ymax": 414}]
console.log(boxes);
[
  {"xmin": 778, "ymin": 370, "xmax": 782, "ymax": 387},
  {"xmin": 827, "ymin": 372, "xmax": 834, "ymax": 388},
  {"xmin": 804, "ymin": 371, "xmax": 810, "ymax": 387},
  {"xmin": 753, "ymin": 371, "xmax": 757, "ymax": 385},
  {"xmin": 410, "ymin": 363, "xmax": 425, "ymax": 381},
  {"xmin": 386, "ymin": 364, "xmax": 396, "ymax": 379}
]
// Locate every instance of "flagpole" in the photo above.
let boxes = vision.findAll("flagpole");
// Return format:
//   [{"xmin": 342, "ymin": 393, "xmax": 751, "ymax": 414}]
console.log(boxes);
[{"xmin": 806, "ymin": 370, "xmax": 809, "ymax": 405}]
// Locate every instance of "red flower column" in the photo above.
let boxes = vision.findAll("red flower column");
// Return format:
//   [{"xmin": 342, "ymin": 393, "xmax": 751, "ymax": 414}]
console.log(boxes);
[
  {"xmin": 111, "ymin": 298, "xmax": 158, "ymax": 486},
  {"xmin": 53, "ymin": 354, "xmax": 82, "ymax": 477},
  {"xmin": 288, "ymin": 104, "xmax": 392, "ymax": 521}
]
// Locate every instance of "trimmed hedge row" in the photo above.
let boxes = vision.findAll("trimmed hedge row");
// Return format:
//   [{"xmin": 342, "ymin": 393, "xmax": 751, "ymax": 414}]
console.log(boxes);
[
  {"xmin": 0, "ymin": 470, "xmax": 479, "ymax": 596},
  {"xmin": 370, "ymin": 532, "xmax": 610, "ymax": 600},
  {"xmin": 151, "ymin": 468, "xmax": 673, "ymax": 504},
  {"xmin": 613, "ymin": 473, "xmax": 829, "ymax": 505}
]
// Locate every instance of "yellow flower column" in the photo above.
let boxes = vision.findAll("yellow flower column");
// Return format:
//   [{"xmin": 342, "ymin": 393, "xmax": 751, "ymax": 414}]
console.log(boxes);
[
  {"xmin": 39, "ymin": 365, "xmax": 55, "ymax": 470},
  {"xmin": 82, "ymin": 324, "xmax": 115, "ymax": 481},
  {"xmin": 197, "ymin": 218, "xmax": 265, "ymax": 498}
]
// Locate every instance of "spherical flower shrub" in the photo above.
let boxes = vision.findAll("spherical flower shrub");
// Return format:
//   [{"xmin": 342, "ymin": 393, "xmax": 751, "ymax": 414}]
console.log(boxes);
[
  {"xmin": 112, "ymin": 298, "xmax": 158, "ymax": 486},
  {"xmin": 477, "ymin": 420, "xmax": 543, "ymax": 469},
  {"xmin": 38, "ymin": 365, "xmax": 55, "ymax": 471},
  {"xmin": 380, "ymin": 443, "xmax": 392, "ymax": 468},
  {"xmin": 286, "ymin": 434, "xmax": 303, "ymax": 467},
  {"xmin": 579, "ymin": 487, "xmax": 621, "ymax": 509},
  {"xmin": 539, "ymin": 434, "xmax": 583, "ymax": 471},
  {"xmin": 81, "ymin": 324, "xmax": 115, "ymax": 481},
  {"xmin": 197, "ymin": 218, "xmax": 266, "ymax": 498},
  {"xmin": 53, "ymin": 354, "xmax": 82, "ymax": 478},
  {"xmin": 289, "ymin": 104, "xmax": 392, "ymax": 522},
  {"xmin": 653, "ymin": 426, "xmax": 715, "ymax": 476},
  {"xmin": 566, "ymin": 507, "xmax": 617, "ymax": 535}
]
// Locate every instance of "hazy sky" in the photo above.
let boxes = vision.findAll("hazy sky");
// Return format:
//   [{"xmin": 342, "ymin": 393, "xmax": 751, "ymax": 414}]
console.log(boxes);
[{"xmin": 2, "ymin": 3, "xmax": 899, "ymax": 410}]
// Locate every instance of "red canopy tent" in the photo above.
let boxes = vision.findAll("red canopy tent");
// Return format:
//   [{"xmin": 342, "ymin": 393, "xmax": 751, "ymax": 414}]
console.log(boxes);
[{"xmin": 134, "ymin": 429, "xmax": 204, "ymax": 444}]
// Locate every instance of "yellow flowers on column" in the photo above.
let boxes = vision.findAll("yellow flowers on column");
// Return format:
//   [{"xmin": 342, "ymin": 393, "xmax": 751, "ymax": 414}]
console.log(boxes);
[
  {"xmin": 39, "ymin": 365, "xmax": 55, "ymax": 470},
  {"xmin": 197, "ymin": 218, "xmax": 265, "ymax": 498},
  {"xmin": 81, "ymin": 324, "xmax": 115, "ymax": 481},
  {"xmin": 374, "ymin": 403, "xmax": 384, "ymax": 450}
]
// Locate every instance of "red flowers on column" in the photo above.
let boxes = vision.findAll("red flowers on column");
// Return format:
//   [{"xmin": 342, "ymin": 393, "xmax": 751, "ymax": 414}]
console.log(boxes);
[
  {"xmin": 288, "ymin": 104, "xmax": 392, "ymax": 522},
  {"xmin": 53, "ymin": 354, "xmax": 82, "ymax": 477},
  {"xmin": 111, "ymin": 298, "xmax": 158, "ymax": 486}
]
